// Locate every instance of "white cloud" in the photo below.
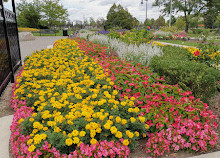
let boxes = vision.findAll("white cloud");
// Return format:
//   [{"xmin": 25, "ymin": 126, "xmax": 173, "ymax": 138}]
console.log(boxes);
[{"xmin": 3, "ymin": 0, "xmax": 172, "ymax": 23}]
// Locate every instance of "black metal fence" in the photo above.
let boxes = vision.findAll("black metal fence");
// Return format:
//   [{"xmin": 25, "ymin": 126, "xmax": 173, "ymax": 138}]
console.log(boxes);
[{"xmin": 0, "ymin": 0, "xmax": 21, "ymax": 96}]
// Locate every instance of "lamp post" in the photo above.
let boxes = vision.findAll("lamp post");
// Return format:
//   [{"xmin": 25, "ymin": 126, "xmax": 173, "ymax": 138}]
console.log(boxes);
[
  {"xmin": 169, "ymin": 0, "xmax": 173, "ymax": 27},
  {"xmin": 141, "ymin": 0, "xmax": 148, "ymax": 25}
]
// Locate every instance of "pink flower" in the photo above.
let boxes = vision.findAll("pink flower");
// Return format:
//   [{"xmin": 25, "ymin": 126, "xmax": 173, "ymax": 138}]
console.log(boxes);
[{"xmin": 213, "ymin": 121, "xmax": 218, "ymax": 128}]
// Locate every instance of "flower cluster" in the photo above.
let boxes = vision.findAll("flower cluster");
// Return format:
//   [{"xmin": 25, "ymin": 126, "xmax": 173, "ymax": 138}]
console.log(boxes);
[
  {"xmin": 107, "ymin": 29, "xmax": 152, "ymax": 45},
  {"xmin": 75, "ymin": 37, "xmax": 218, "ymax": 156},
  {"xmin": 187, "ymin": 46, "xmax": 220, "ymax": 68},
  {"xmin": 10, "ymin": 39, "xmax": 148, "ymax": 157}
]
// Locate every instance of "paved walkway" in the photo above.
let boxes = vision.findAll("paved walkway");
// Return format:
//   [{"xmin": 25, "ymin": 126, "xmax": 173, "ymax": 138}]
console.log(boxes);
[
  {"xmin": 155, "ymin": 41, "xmax": 194, "ymax": 48},
  {"xmin": 20, "ymin": 36, "xmax": 66, "ymax": 63},
  {"xmin": 0, "ymin": 115, "xmax": 13, "ymax": 158},
  {"xmin": 191, "ymin": 151, "xmax": 220, "ymax": 158}
]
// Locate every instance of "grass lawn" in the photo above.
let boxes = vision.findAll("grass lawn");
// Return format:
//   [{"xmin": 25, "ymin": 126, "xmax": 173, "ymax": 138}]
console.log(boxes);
[
  {"xmin": 158, "ymin": 39, "xmax": 220, "ymax": 49},
  {"xmin": 32, "ymin": 30, "xmax": 73, "ymax": 36}
]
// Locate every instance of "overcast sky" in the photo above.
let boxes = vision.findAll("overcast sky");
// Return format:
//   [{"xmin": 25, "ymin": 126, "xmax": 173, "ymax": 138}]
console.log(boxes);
[{"xmin": 3, "ymin": 0, "xmax": 171, "ymax": 23}]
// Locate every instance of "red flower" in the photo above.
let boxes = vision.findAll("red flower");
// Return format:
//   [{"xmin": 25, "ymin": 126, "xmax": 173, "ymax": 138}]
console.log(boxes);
[
  {"xmin": 213, "ymin": 121, "xmax": 218, "ymax": 128},
  {"xmin": 194, "ymin": 51, "xmax": 200, "ymax": 57}
]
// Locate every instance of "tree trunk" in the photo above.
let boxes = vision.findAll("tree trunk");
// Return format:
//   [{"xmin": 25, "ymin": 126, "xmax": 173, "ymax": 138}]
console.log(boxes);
[
  {"xmin": 185, "ymin": 21, "xmax": 189, "ymax": 33},
  {"xmin": 184, "ymin": 11, "xmax": 189, "ymax": 32}
]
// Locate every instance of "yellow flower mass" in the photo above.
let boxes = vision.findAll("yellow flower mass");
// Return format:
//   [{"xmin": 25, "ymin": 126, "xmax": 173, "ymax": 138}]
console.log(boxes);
[{"xmin": 15, "ymin": 39, "xmax": 147, "ymax": 152}]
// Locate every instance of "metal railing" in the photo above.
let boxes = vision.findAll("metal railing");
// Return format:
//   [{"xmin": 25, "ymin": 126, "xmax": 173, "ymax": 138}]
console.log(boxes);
[{"xmin": 0, "ymin": 0, "xmax": 21, "ymax": 96}]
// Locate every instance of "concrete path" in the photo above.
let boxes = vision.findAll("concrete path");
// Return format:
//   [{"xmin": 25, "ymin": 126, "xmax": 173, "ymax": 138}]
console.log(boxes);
[
  {"xmin": 190, "ymin": 151, "xmax": 220, "ymax": 158},
  {"xmin": 20, "ymin": 36, "xmax": 66, "ymax": 63},
  {"xmin": 155, "ymin": 41, "xmax": 194, "ymax": 48},
  {"xmin": 0, "ymin": 115, "xmax": 13, "ymax": 158}
]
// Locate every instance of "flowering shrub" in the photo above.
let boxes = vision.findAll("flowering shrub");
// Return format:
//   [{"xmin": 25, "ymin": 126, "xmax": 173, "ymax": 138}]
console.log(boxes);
[
  {"xmin": 10, "ymin": 39, "xmax": 148, "ymax": 157},
  {"xmin": 160, "ymin": 26, "xmax": 178, "ymax": 33},
  {"xmin": 75, "ymin": 38, "xmax": 218, "ymax": 156},
  {"xmin": 107, "ymin": 29, "xmax": 152, "ymax": 45},
  {"xmin": 173, "ymin": 31, "xmax": 187, "ymax": 40},
  {"xmin": 95, "ymin": 30, "xmax": 110, "ymax": 34},
  {"xmin": 187, "ymin": 44, "xmax": 220, "ymax": 68}
]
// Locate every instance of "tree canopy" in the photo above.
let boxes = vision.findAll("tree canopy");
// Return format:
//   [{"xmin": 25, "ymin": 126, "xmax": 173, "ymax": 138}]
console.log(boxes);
[
  {"xmin": 153, "ymin": 0, "xmax": 207, "ymax": 32},
  {"xmin": 105, "ymin": 4, "xmax": 139, "ymax": 30},
  {"xmin": 17, "ymin": 0, "xmax": 41, "ymax": 28},
  {"xmin": 17, "ymin": 0, "xmax": 69, "ymax": 28}
]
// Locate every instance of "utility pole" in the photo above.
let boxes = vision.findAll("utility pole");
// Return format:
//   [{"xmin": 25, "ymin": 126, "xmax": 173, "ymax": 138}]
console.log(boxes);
[
  {"xmin": 141, "ymin": 0, "xmax": 148, "ymax": 25},
  {"xmin": 169, "ymin": 0, "xmax": 172, "ymax": 27}
]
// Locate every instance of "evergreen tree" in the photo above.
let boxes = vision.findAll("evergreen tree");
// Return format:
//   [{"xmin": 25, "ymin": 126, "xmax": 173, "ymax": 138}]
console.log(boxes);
[{"xmin": 105, "ymin": 3, "xmax": 139, "ymax": 30}]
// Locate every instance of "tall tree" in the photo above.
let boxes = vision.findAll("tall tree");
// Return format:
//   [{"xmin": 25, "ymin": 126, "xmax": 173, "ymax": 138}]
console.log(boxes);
[
  {"xmin": 153, "ymin": 0, "xmax": 207, "ymax": 32},
  {"xmin": 17, "ymin": 0, "xmax": 41, "ymax": 28},
  {"xmin": 105, "ymin": 3, "xmax": 139, "ymax": 30},
  {"xmin": 204, "ymin": 0, "xmax": 220, "ymax": 28},
  {"xmin": 154, "ymin": 16, "xmax": 165, "ymax": 27},
  {"xmin": 40, "ymin": 0, "xmax": 69, "ymax": 27},
  {"xmin": 96, "ymin": 17, "xmax": 106, "ymax": 28}
]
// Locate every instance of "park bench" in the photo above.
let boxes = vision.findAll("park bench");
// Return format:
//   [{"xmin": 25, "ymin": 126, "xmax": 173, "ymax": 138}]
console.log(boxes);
[{"xmin": 39, "ymin": 29, "xmax": 57, "ymax": 36}]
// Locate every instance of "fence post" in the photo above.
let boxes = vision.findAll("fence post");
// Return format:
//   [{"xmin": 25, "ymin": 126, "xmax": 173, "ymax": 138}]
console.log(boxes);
[
  {"xmin": 12, "ymin": 0, "xmax": 22, "ymax": 66},
  {"xmin": 0, "ymin": 0, "xmax": 14, "ymax": 83}
]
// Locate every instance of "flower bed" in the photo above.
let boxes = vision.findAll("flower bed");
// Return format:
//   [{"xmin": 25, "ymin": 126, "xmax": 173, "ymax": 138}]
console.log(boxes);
[
  {"xmin": 75, "ymin": 38, "xmax": 218, "ymax": 156},
  {"xmin": 10, "ymin": 39, "xmax": 147, "ymax": 157},
  {"xmin": 10, "ymin": 38, "xmax": 218, "ymax": 157}
]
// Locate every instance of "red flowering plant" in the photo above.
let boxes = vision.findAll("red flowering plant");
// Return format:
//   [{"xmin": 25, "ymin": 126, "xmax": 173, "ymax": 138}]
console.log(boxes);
[{"xmin": 75, "ymin": 37, "xmax": 218, "ymax": 156}]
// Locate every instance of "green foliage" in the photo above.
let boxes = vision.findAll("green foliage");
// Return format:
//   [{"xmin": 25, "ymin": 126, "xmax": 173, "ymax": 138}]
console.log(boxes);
[
  {"xmin": 105, "ymin": 4, "xmax": 139, "ymax": 30},
  {"xmin": 107, "ymin": 29, "xmax": 152, "ymax": 45},
  {"xmin": 40, "ymin": 0, "xmax": 69, "ymax": 27},
  {"xmin": 17, "ymin": 0, "xmax": 69, "ymax": 28},
  {"xmin": 149, "ymin": 45, "xmax": 220, "ymax": 103},
  {"xmin": 154, "ymin": 16, "xmax": 165, "ymax": 27},
  {"xmin": 175, "ymin": 17, "xmax": 186, "ymax": 30},
  {"xmin": 17, "ymin": 1, "xmax": 41, "ymax": 28},
  {"xmin": 153, "ymin": 0, "xmax": 207, "ymax": 32}
]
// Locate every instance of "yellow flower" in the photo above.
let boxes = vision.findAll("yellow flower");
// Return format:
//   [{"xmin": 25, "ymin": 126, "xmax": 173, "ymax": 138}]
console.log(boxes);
[
  {"xmin": 18, "ymin": 118, "xmax": 24, "ymax": 124},
  {"xmin": 27, "ymin": 139, "xmax": 33, "ymax": 145},
  {"xmin": 123, "ymin": 139, "xmax": 129, "ymax": 146},
  {"xmin": 90, "ymin": 138, "xmax": 98, "ymax": 145},
  {"xmin": 134, "ymin": 107, "xmax": 140, "ymax": 113},
  {"xmin": 115, "ymin": 131, "xmax": 123, "ymax": 138},
  {"xmin": 112, "ymin": 90, "xmax": 118, "ymax": 95},
  {"xmin": 139, "ymin": 116, "xmax": 145, "ymax": 123},
  {"xmin": 128, "ymin": 108, "xmax": 133, "ymax": 113},
  {"xmin": 109, "ymin": 115, "xmax": 114, "ymax": 120},
  {"xmin": 73, "ymin": 137, "xmax": 80, "ymax": 144},
  {"xmin": 72, "ymin": 130, "xmax": 79, "ymax": 136},
  {"xmin": 130, "ymin": 97, "xmax": 135, "ymax": 101},
  {"xmin": 104, "ymin": 123, "xmax": 111, "ymax": 130},
  {"xmin": 121, "ymin": 119, "xmax": 127, "ymax": 125},
  {"xmin": 121, "ymin": 101, "xmax": 126, "ymax": 106},
  {"xmin": 66, "ymin": 138, "xmax": 73, "ymax": 146},
  {"xmin": 110, "ymin": 126, "xmax": 117, "ymax": 134},
  {"xmin": 135, "ymin": 131, "xmax": 140, "ymax": 137},
  {"xmin": 79, "ymin": 131, "xmax": 86, "ymax": 137},
  {"xmin": 145, "ymin": 124, "xmax": 150, "ymax": 129},
  {"xmin": 130, "ymin": 117, "xmax": 136, "ymax": 123},
  {"xmin": 28, "ymin": 145, "xmax": 36, "ymax": 152},
  {"xmin": 115, "ymin": 117, "xmax": 121, "ymax": 123}
]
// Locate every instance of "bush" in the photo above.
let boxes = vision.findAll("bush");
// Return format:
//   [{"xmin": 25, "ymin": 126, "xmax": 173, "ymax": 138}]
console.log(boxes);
[
  {"xmin": 150, "ymin": 46, "xmax": 220, "ymax": 103},
  {"xmin": 192, "ymin": 29, "xmax": 203, "ymax": 34}
]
